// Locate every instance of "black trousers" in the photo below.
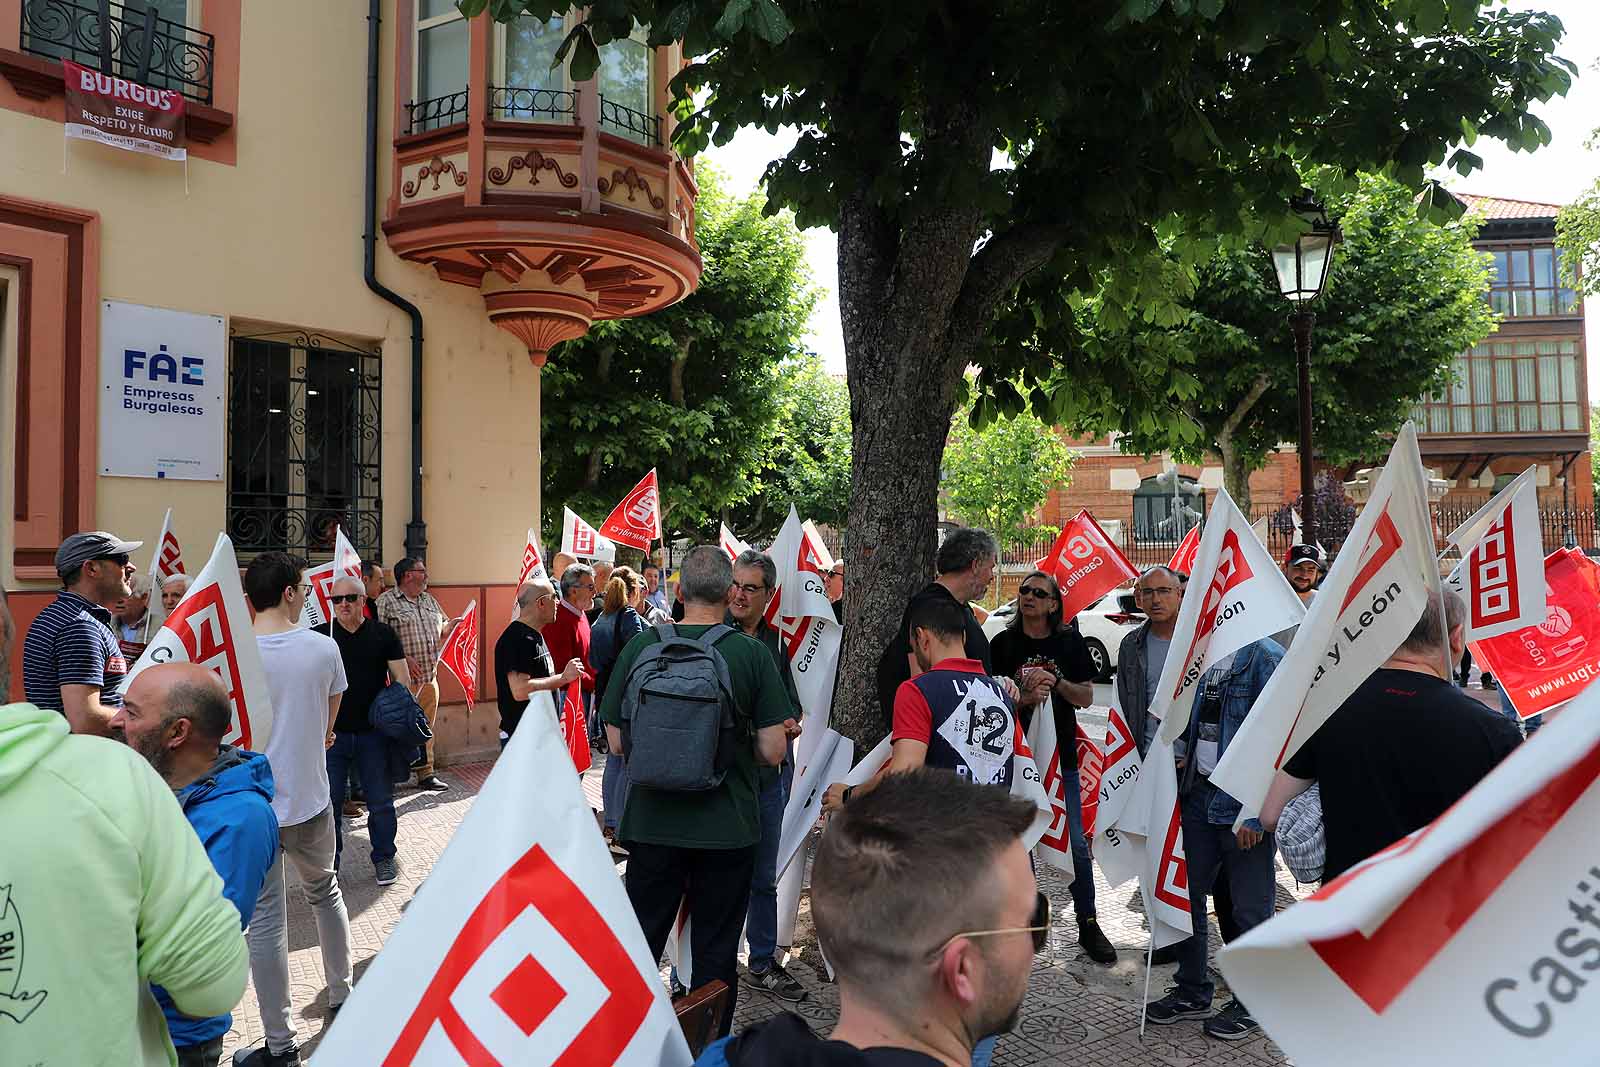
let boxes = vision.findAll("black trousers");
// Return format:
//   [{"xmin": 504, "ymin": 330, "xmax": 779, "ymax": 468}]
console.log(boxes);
[
  {"xmin": 624, "ymin": 840, "xmax": 757, "ymax": 1038},
  {"xmin": 174, "ymin": 1037, "xmax": 224, "ymax": 1067}
]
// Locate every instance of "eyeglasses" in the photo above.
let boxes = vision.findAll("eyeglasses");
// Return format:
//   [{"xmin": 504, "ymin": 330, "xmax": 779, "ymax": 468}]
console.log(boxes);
[
  {"xmin": 1134, "ymin": 586, "xmax": 1179, "ymax": 600},
  {"xmin": 1017, "ymin": 586, "xmax": 1055, "ymax": 600},
  {"xmin": 734, "ymin": 582, "xmax": 768, "ymax": 596},
  {"xmin": 330, "ymin": 593, "xmax": 362, "ymax": 605},
  {"xmin": 931, "ymin": 892, "xmax": 1051, "ymax": 956}
]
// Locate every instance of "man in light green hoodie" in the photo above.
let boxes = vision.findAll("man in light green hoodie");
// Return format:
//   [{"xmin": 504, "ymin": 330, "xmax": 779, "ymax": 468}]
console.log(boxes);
[{"xmin": 0, "ymin": 585, "xmax": 249, "ymax": 1065}]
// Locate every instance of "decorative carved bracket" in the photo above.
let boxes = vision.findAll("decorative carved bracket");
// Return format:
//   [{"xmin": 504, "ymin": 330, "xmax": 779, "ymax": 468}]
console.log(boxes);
[
  {"xmin": 596, "ymin": 165, "xmax": 665, "ymax": 210},
  {"xmin": 403, "ymin": 156, "xmax": 469, "ymax": 198},
  {"xmin": 486, "ymin": 149, "xmax": 578, "ymax": 190}
]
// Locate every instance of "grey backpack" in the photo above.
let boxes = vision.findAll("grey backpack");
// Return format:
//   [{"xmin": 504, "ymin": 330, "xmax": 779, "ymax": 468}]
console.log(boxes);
[{"xmin": 619, "ymin": 623, "xmax": 742, "ymax": 791}]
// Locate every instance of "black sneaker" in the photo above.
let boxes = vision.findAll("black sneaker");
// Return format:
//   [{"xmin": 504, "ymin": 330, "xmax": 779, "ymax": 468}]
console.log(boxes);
[
  {"xmin": 1203, "ymin": 999, "xmax": 1260, "ymax": 1041},
  {"xmin": 1144, "ymin": 988, "xmax": 1211, "ymax": 1026},
  {"xmin": 1077, "ymin": 917, "xmax": 1117, "ymax": 964},
  {"xmin": 234, "ymin": 1045, "xmax": 302, "ymax": 1066},
  {"xmin": 747, "ymin": 962, "xmax": 807, "ymax": 1003},
  {"xmin": 375, "ymin": 857, "xmax": 400, "ymax": 886},
  {"xmin": 417, "ymin": 775, "xmax": 450, "ymax": 792}
]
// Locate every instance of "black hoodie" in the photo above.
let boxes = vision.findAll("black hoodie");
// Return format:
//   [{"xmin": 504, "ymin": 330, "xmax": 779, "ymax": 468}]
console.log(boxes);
[{"xmin": 704, "ymin": 1013, "xmax": 944, "ymax": 1067}]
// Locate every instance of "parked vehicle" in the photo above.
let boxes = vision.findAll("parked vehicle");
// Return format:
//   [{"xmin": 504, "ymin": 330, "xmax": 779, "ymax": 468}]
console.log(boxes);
[{"xmin": 981, "ymin": 591, "xmax": 1144, "ymax": 680}]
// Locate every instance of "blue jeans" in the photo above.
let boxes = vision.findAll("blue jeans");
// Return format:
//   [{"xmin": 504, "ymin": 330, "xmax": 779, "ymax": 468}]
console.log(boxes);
[
  {"xmin": 745, "ymin": 761, "xmax": 793, "ymax": 971},
  {"xmin": 602, "ymin": 751, "xmax": 630, "ymax": 831},
  {"xmin": 327, "ymin": 731, "xmax": 396, "ymax": 865},
  {"xmin": 1061, "ymin": 752, "xmax": 1096, "ymax": 921},
  {"xmin": 1174, "ymin": 780, "xmax": 1274, "ymax": 1005},
  {"xmin": 1500, "ymin": 689, "xmax": 1542, "ymax": 735}
]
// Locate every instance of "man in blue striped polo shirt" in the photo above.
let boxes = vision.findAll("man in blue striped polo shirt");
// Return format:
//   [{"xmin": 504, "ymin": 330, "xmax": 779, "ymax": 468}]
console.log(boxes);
[{"xmin": 21, "ymin": 530, "xmax": 143, "ymax": 736}]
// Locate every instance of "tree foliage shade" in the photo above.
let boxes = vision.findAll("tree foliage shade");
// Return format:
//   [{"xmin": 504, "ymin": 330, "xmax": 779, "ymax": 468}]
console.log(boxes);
[{"xmin": 942, "ymin": 400, "xmax": 1077, "ymax": 551}]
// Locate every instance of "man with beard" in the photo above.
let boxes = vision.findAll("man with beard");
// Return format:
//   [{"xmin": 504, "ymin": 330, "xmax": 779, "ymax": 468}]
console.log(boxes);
[
  {"xmin": 698, "ymin": 770, "xmax": 1044, "ymax": 1066},
  {"xmin": 112, "ymin": 663, "xmax": 278, "ymax": 1067},
  {"xmin": 1270, "ymin": 543, "xmax": 1324, "ymax": 649}
]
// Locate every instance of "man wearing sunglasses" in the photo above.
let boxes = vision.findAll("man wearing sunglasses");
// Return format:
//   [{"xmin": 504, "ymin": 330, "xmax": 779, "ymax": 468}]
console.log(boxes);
[
  {"xmin": 699, "ymin": 769, "xmax": 1043, "ymax": 1066},
  {"xmin": 22, "ymin": 530, "xmax": 144, "ymax": 735}
]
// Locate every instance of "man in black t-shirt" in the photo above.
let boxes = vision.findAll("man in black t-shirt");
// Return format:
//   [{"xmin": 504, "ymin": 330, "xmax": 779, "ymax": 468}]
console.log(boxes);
[
  {"xmin": 874, "ymin": 527, "xmax": 998, "ymax": 733},
  {"xmin": 326, "ymin": 576, "xmax": 410, "ymax": 883},
  {"xmin": 495, "ymin": 578, "xmax": 583, "ymax": 747},
  {"xmin": 1260, "ymin": 589, "xmax": 1522, "ymax": 883}
]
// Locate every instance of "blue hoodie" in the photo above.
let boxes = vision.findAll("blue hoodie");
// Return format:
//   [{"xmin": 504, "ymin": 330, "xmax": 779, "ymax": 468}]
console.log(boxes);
[{"xmin": 153, "ymin": 745, "xmax": 279, "ymax": 1047}]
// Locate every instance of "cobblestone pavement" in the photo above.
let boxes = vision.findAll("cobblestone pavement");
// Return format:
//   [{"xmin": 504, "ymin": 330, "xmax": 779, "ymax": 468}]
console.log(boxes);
[{"xmin": 218, "ymin": 751, "xmax": 1329, "ymax": 1065}]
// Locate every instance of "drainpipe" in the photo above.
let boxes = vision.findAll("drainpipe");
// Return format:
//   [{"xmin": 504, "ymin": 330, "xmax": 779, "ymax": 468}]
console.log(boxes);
[{"xmin": 365, "ymin": 0, "xmax": 428, "ymax": 561}]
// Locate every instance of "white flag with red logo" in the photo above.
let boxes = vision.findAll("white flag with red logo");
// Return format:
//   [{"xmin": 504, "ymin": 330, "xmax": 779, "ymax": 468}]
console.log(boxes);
[
  {"xmin": 150, "ymin": 506, "xmax": 186, "ymax": 589},
  {"xmin": 1025, "ymin": 699, "xmax": 1077, "ymax": 875},
  {"xmin": 771, "ymin": 505, "xmax": 835, "ymax": 624},
  {"xmin": 561, "ymin": 506, "xmax": 617, "ymax": 563},
  {"xmin": 437, "ymin": 599, "xmax": 479, "ymax": 712},
  {"xmin": 1219, "ymin": 679, "xmax": 1600, "ymax": 1065},
  {"xmin": 1038, "ymin": 510, "xmax": 1140, "ymax": 621},
  {"xmin": 122, "ymin": 534, "xmax": 275, "ymax": 751},
  {"xmin": 1168, "ymin": 524, "xmax": 1202, "ymax": 576},
  {"xmin": 1010, "ymin": 720, "xmax": 1062, "ymax": 858},
  {"xmin": 517, "ymin": 528, "xmax": 548, "ymax": 585},
  {"xmin": 299, "ymin": 526, "xmax": 363, "ymax": 629},
  {"xmin": 313, "ymin": 686, "xmax": 693, "ymax": 1067},
  {"xmin": 1076, "ymin": 721, "xmax": 1105, "ymax": 839},
  {"xmin": 1154, "ymin": 486, "xmax": 1304, "ymax": 745},
  {"xmin": 1444, "ymin": 465, "xmax": 1546, "ymax": 642},
  {"xmin": 1114, "ymin": 738, "xmax": 1192, "ymax": 949},
  {"xmin": 1211, "ymin": 424, "xmax": 1439, "ymax": 824},
  {"xmin": 598, "ymin": 469, "xmax": 661, "ymax": 552},
  {"xmin": 719, "ymin": 522, "xmax": 749, "ymax": 560},
  {"xmin": 1093, "ymin": 705, "xmax": 1147, "ymax": 888}
]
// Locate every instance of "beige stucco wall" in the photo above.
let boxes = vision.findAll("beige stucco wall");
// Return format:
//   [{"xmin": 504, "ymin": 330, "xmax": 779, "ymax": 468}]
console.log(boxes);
[{"xmin": 0, "ymin": 0, "xmax": 544, "ymax": 588}]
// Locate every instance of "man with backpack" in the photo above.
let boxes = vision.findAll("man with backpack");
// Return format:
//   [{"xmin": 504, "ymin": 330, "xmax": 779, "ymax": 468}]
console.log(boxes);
[{"xmin": 601, "ymin": 545, "xmax": 792, "ymax": 1037}]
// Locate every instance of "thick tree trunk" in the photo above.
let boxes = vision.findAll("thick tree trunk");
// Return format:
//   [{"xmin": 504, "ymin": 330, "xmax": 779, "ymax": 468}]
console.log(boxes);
[{"xmin": 669, "ymin": 334, "xmax": 691, "ymax": 407}]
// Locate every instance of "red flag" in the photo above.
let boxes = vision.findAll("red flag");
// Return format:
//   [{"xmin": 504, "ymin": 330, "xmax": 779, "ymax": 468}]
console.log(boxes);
[
  {"xmin": 598, "ymin": 469, "xmax": 662, "ymax": 552},
  {"xmin": 1074, "ymin": 721, "xmax": 1105, "ymax": 839},
  {"xmin": 561, "ymin": 678, "xmax": 592, "ymax": 773},
  {"xmin": 437, "ymin": 599, "xmax": 480, "ymax": 711},
  {"xmin": 1168, "ymin": 524, "xmax": 1201, "ymax": 576},
  {"xmin": 1471, "ymin": 548, "xmax": 1600, "ymax": 719},
  {"xmin": 1038, "ymin": 510, "xmax": 1140, "ymax": 621}
]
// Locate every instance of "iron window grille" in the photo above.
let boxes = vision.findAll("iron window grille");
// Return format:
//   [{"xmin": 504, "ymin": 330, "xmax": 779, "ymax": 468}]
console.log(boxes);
[
  {"xmin": 20, "ymin": 0, "xmax": 215, "ymax": 105},
  {"xmin": 598, "ymin": 94, "xmax": 660, "ymax": 146},
  {"xmin": 490, "ymin": 84, "xmax": 576, "ymax": 122},
  {"xmin": 227, "ymin": 328, "xmax": 382, "ymax": 563},
  {"xmin": 406, "ymin": 87, "xmax": 469, "ymax": 134}
]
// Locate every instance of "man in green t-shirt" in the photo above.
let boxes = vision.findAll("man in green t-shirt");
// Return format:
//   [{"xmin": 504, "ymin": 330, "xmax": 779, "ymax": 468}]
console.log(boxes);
[{"xmin": 602, "ymin": 545, "xmax": 790, "ymax": 1036}]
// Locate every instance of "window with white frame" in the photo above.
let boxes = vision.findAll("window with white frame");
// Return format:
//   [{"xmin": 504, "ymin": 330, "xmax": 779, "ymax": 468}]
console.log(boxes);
[{"xmin": 413, "ymin": 0, "xmax": 470, "ymax": 130}]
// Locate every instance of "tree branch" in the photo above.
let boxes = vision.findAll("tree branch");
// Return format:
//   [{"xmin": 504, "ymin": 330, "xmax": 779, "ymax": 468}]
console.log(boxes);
[
  {"xmin": 1218, "ymin": 372, "xmax": 1273, "ymax": 445},
  {"xmin": 949, "ymin": 225, "xmax": 1071, "ymax": 347}
]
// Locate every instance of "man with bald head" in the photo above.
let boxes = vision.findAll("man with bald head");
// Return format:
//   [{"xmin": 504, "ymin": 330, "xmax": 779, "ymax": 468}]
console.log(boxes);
[
  {"xmin": 494, "ymin": 578, "xmax": 583, "ymax": 748},
  {"xmin": 326, "ymin": 575, "xmax": 410, "ymax": 883},
  {"xmin": 112, "ymin": 663, "xmax": 278, "ymax": 1067}
]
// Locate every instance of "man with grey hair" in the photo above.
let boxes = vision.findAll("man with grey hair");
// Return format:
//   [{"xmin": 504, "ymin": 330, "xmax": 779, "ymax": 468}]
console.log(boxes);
[
  {"xmin": 162, "ymin": 571, "xmax": 193, "ymax": 615},
  {"xmin": 602, "ymin": 545, "xmax": 791, "ymax": 1036},
  {"xmin": 1260, "ymin": 589, "xmax": 1521, "ymax": 884},
  {"xmin": 113, "ymin": 574, "xmax": 154, "ymax": 644},
  {"xmin": 544, "ymin": 563, "xmax": 598, "ymax": 727},
  {"xmin": 873, "ymin": 526, "xmax": 999, "ymax": 732},
  {"xmin": 494, "ymin": 579, "xmax": 583, "ymax": 747}
]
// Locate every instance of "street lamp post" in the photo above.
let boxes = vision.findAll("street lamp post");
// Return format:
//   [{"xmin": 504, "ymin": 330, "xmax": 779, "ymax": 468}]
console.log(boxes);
[{"xmin": 1269, "ymin": 194, "xmax": 1340, "ymax": 546}]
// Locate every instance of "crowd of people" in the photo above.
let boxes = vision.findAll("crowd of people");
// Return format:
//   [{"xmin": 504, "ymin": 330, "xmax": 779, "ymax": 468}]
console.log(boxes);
[{"xmin": 0, "ymin": 518, "xmax": 1532, "ymax": 1067}]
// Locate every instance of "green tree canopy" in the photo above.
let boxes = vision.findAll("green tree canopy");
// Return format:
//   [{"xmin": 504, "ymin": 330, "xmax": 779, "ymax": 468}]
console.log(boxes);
[
  {"xmin": 727, "ymin": 356, "xmax": 852, "ymax": 541},
  {"xmin": 536, "ymin": 165, "xmax": 818, "ymax": 548},
  {"xmin": 942, "ymin": 399, "xmax": 1077, "ymax": 551}
]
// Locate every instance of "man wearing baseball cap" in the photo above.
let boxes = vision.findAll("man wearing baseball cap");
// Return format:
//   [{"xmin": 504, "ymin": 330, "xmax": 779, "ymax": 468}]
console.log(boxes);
[
  {"xmin": 21, "ymin": 530, "xmax": 143, "ymax": 736},
  {"xmin": 1270, "ymin": 543, "xmax": 1325, "ymax": 651}
]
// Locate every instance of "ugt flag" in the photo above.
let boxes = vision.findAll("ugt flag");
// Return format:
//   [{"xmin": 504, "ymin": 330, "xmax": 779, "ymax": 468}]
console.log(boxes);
[
  {"xmin": 1075, "ymin": 721, "xmax": 1105, "ymax": 839},
  {"xmin": 1219, "ymin": 677, "xmax": 1600, "ymax": 1066},
  {"xmin": 598, "ymin": 469, "xmax": 661, "ymax": 552},
  {"xmin": 1038, "ymin": 510, "xmax": 1140, "ymax": 621},
  {"xmin": 1154, "ymin": 485, "xmax": 1304, "ymax": 745},
  {"xmin": 1168, "ymin": 524, "xmax": 1202, "ymax": 575},
  {"xmin": 122, "ymin": 534, "xmax": 275, "ymax": 751},
  {"xmin": 299, "ymin": 526, "xmax": 363, "ymax": 629},
  {"xmin": 1444, "ymin": 465, "xmax": 1546, "ymax": 642},
  {"xmin": 313, "ymin": 687, "xmax": 692, "ymax": 1067},
  {"xmin": 1211, "ymin": 423, "xmax": 1438, "ymax": 823},
  {"xmin": 437, "ymin": 599, "xmax": 479, "ymax": 712},
  {"xmin": 561, "ymin": 506, "xmax": 617, "ymax": 563},
  {"xmin": 559, "ymin": 678, "xmax": 591, "ymax": 774},
  {"xmin": 1471, "ymin": 548, "xmax": 1600, "ymax": 720}
]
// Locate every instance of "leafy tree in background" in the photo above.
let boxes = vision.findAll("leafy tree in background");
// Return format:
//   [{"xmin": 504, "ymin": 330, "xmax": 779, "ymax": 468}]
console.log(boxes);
[
  {"xmin": 727, "ymin": 357, "xmax": 852, "ymax": 542},
  {"xmin": 471, "ymin": 0, "xmax": 1574, "ymax": 747},
  {"xmin": 942, "ymin": 399, "xmax": 1076, "ymax": 551},
  {"xmin": 537, "ymin": 165, "xmax": 818, "ymax": 548},
  {"xmin": 1104, "ymin": 173, "xmax": 1496, "ymax": 513}
]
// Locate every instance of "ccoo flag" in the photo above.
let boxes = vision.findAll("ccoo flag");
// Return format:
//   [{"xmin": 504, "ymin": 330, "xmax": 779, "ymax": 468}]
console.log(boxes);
[
  {"xmin": 299, "ymin": 526, "xmax": 363, "ymax": 629},
  {"xmin": 1444, "ymin": 465, "xmax": 1546, "ymax": 642},
  {"xmin": 1038, "ymin": 511, "xmax": 1140, "ymax": 622},
  {"xmin": 122, "ymin": 534, "xmax": 275, "ymax": 751},
  {"xmin": 562, "ymin": 506, "xmax": 617, "ymax": 563},
  {"xmin": 312, "ymin": 687, "xmax": 692, "ymax": 1067},
  {"xmin": 598, "ymin": 470, "xmax": 662, "ymax": 552},
  {"xmin": 437, "ymin": 599, "xmax": 479, "ymax": 712}
]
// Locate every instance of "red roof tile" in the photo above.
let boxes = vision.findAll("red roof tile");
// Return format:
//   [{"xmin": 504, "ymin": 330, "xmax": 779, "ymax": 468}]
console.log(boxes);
[{"xmin": 1455, "ymin": 193, "xmax": 1564, "ymax": 220}]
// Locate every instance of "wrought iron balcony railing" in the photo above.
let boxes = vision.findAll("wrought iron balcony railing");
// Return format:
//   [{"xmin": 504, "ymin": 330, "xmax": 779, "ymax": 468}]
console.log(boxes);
[
  {"xmin": 599, "ymin": 94, "xmax": 660, "ymax": 147},
  {"xmin": 20, "ymin": 0, "xmax": 214, "ymax": 105},
  {"xmin": 490, "ymin": 85, "xmax": 576, "ymax": 123},
  {"xmin": 405, "ymin": 88, "xmax": 469, "ymax": 134}
]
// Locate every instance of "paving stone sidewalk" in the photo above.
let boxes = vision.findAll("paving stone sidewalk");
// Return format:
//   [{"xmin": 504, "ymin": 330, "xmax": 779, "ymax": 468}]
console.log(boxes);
[{"xmin": 221, "ymin": 756, "xmax": 1305, "ymax": 1065}]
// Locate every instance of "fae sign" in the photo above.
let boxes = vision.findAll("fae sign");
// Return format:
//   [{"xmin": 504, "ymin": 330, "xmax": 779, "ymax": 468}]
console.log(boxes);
[{"xmin": 98, "ymin": 300, "xmax": 224, "ymax": 480}]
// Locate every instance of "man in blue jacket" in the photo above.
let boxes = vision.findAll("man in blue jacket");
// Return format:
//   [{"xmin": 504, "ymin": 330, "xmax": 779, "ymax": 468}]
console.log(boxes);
[{"xmin": 113, "ymin": 662, "xmax": 279, "ymax": 1067}]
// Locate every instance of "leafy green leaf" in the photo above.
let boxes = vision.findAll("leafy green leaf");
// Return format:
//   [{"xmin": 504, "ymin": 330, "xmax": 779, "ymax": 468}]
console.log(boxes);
[{"xmin": 714, "ymin": 0, "xmax": 755, "ymax": 40}]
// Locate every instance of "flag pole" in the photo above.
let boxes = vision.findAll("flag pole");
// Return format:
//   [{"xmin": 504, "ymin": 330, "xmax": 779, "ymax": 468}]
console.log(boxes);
[{"xmin": 1140, "ymin": 933, "xmax": 1156, "ymax": 1038}]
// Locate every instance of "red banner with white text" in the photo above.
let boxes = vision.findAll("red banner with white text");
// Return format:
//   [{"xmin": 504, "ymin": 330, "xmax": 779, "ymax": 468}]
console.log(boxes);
[{"xmin": 1038, "ymin": 510, "xmax": 1140, "ymax": 622}]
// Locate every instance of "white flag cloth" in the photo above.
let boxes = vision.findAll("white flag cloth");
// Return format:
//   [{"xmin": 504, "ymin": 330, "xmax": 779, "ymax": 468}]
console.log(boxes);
[
  {"xmin": 777, "ymin": 728, "xmax": 854, "ymax": 878},
  {"xmin": 150, "ymin": 506, "xmax": 186, "ymax": 589},
  {"xmin": 719, "ymin": 522, "xmax": 749, "ymax": 560},
  {"xmin": 1106, "ymin": 737, "xmax": 1191, "ymax": 949},
  {"xmin": 561, "ymin": 506, "xmax": 617, "ymax": 562},
  {"xmin": 1444, "ymin": 465, "xmax": 1546, "ymax": 641},
  {"xmin": 1219, "ymin": 679, "xmax": 1600, "ymax": 1065},
  {"xmin": 122, "ymin": 534, "xmax": 275, "ymax": 751},
  {"xmin": 771, "ymin": 505, "xmax": 836, "ymax": 623},
  {"xmin": 1250, "ymin": 515, "xmax": 1270, "ymax": 548},
  {"xmin": 1010, "ymin": 719, "xmax": 1058, "ymax": 856},
  {"xmin": 1211, "ymin": 423, "xmax": 1439, "ymax": 822},
  {"xmin": 299, "ymin": 526, "xmax": 362, "ymax": 629},
  {"xmin": 1093, "ymin": 706, "xmax": 1146, "ymax": 887},
  {"xmin": 1025, "ymin": 699, "xmax": 1077, "ymax": 875},
  {"xmin": 1154, "ymin": 486, "xmax": 1305, "ymax": 745},
  {"xmin": 517, "ymin": 528, "xmax": 549, "ymax": 584},
  {"xmin": 313, "ymin": 688, "xmax": 692, "ymax": 1067}
]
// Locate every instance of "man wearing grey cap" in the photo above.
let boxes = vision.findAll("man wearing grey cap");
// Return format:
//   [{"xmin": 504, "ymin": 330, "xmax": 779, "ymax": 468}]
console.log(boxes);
[{"xmin": 21, "ymin": 530, "xmax": 143, "ymax": 736}]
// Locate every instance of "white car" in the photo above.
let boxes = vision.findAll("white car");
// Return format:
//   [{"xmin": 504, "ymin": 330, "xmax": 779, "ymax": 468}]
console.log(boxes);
[{"xmin": 981, "ymin": 591, "xmax": 1144, "ymax": 680}]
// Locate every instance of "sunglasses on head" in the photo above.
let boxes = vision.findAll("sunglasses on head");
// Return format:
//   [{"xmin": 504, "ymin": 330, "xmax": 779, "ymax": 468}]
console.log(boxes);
[
  {"xmin": 932, "ymin": 891, "xmax": 1052, "ymax": 956},
  {"xmin": 330, "ymin": 593, "xmax": 362, "ymax": 605}
]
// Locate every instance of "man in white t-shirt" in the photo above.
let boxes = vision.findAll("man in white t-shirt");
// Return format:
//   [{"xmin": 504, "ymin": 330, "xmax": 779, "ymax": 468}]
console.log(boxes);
[{"xmin": 237, "ymin": 552, "xmax": 352, "ymax": 1067}]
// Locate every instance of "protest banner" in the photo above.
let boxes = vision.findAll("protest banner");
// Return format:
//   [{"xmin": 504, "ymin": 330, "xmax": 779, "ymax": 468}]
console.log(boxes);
[
  {"xmin": 313, "ymin": 687, "xmax": 691, "ymax": 1067},
  {"xmin": 776, "ymin": 728, "xmax": 854, "ymax": 879},
  {"xmin": 299, "ymin": 526, "xmax": 363, "ymax": 629},
  {"xmin": 1098, "ymin": 735, "xmax": 1190, "ymax": 951},
  {"xmin": 1470, "ymin": 548, "xmax": 1600, "ymax": 719},
  {"xmin": 599, "ymin": 469, "xmax": 662, "ymax": 552},
  {"xmin": 1443, "ymin": 466, "xmax": 1546, "ymax": 642},
  {"xmin": 1026, "ymin": 700, "xmax": 1076, "ymax": 874},
  {"xmin": 1154, "ymin": 485, "xmax": 1305, "ymax": 745},
  {"xmin": 437, "ymin": 599, "xmax": 479, "ymax": 712},
  {"xmin": 1211, "ymin": 423, "xmax": 1438, "ymax": 823},
  {"xmin": 1169, "ymin": 524, "xmax": 1202, "ymax": 575},
  {"xmin": 1038, "ymin": 510, "xmax": 1140, "ymax": 621},
  {"xmin": 561, "ymin": 506, "xmax": 617, "ymax": 562},
  {"xmin": 1218, "ymin": 677, "xmax": 1600, "ymax": 1066},
  {"xmin": 122, "ymin": 534, "xmax": 274, "ymax": 751},
  {"xmin": 559, "ymin": 678, "xmax": 591, "ymax": 774},
  {"xmin": 1076, "ymin": 721, "xmax": 1105, "ymax": 839},
  {"xmin": 1092, "ymin": 705, "xmax": 1146, "ymax": 887},
  {"xmin": 63, "ymin": 60, "xmax": 186, "ymax": 160}
]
